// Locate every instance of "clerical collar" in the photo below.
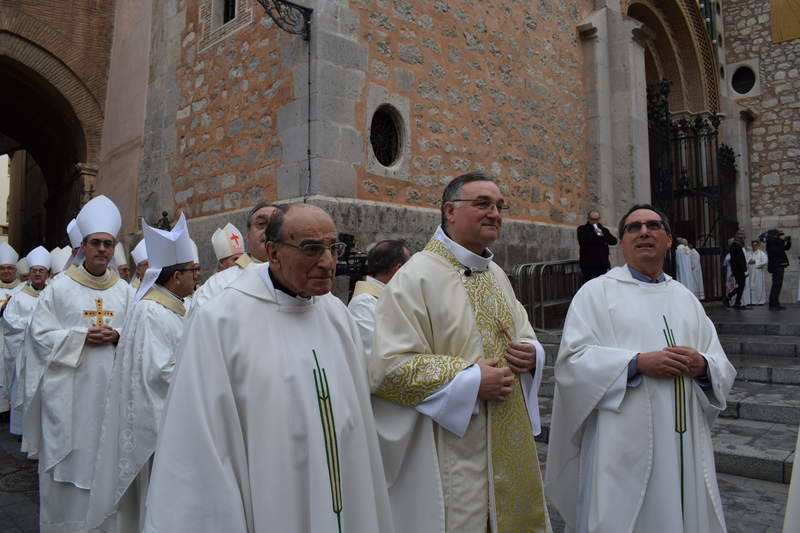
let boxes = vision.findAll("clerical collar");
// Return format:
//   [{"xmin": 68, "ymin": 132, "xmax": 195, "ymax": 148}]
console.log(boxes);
[
  {"xmin": 0, "ymin": 279, "xmax": 20, "ymax": 289},
  {"xmin": 433, "ymin": 226, "xmax": 493, "ymax": 272},
  {"xmin": 627, "ymin": 265, "xmax": 666, "ymax": 284},
  {"xmin": 154, "ymin": 283, "xmax": 184, "ymax": 303},
  {"xmin": 365, "ymin": 276, "xmax": 385, "ymax": 289},
  {"xmin": 80, "ymin": 263, "xmax": 111, "ymax": 282},
  {"xmin": 268, "ymin": 267, "xmax": 310, "ymax": 300}
]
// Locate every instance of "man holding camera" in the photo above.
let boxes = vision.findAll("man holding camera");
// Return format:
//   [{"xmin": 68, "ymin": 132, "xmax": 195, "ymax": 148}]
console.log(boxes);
[
  {"xmin": 578, "ymin": 210, "xmax": 618, "ymax": 284},
  {"xmin": 766, "ymin": 229, "xmax": 791, "ymax": 310}
]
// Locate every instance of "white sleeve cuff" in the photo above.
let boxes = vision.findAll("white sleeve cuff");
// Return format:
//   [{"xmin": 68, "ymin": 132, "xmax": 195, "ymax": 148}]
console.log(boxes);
[
  {"xmin": 415, "ymin": 364, "xmax": 481, "ymax": 437},
  {"xmin": 519, "ymin": 338, "xmax": 545, "ymax": 436}
]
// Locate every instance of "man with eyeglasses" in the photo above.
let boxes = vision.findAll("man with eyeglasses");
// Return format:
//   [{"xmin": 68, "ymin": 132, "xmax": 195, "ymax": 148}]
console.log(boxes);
[
  {"xmin": 25, "ymin": 195, "xmax": 134, "ymax": 533},
  {"xmin": 89, "ymin": 214, "xmax": 195, "ymax": 532},
  {"xmin": 144, "ymin": 203, "xmax": 393, "ymax": 533},
  {"xmin": 2, "ymin": 246, "xmax": 50, "ymax": 441},
  {"xmin": 547, "ymin": 203, "xmax": 736, "ymax": 533},
  {"xmin": 189, "ymin": 202, "xmax": 276, "ymax": 312},
  {"xmin": 0, "ymin": 242, "xmax": 21, "ymax": 418},
  {"xmin": 578, "ymin": 209, "xmax": 618, "ymax": 284},
  {"xmin": 369, "ymin": 172, "xmax": 549, "ymax": 533}
]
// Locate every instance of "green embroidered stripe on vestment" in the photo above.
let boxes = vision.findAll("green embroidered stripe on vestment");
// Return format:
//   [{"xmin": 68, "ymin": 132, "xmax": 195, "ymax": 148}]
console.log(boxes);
[{"xmin": 312, "ymin": 350, "xmax": 343, "ymax": 532}]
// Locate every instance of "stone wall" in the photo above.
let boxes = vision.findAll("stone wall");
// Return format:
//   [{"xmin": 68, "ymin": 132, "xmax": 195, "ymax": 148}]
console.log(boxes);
[
  {"xmin": 352, "ymin": 0, "xmax": 596, "ymax": 226},
  {"xmin": 724, "ymin": 0, "xmax": 800, "ymax": 302}
]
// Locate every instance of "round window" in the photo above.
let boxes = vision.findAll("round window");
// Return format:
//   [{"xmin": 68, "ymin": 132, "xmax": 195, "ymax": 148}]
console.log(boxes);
[
  {"xmin": 370, "ymin": 104, "xmax": 403, "ymax": 167},
  {"xmin": 731, "ymin": 66, "xmax": 756, "ymax": 95}
]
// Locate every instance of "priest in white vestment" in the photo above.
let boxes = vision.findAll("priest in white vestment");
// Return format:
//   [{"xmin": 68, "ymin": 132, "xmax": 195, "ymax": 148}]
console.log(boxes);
[
  {"xmin": 674, "ymin": 239, "xmax": 697, "ymax": 297},
  {"xmin": 746, "ymin": 240, "xmax": 768, "ymax": 305},
  {"xmin": 0, "ymin": 242, "xmax": 21, "ymax": 414},
  {"xmin": 3, "ymin": 246, "xmax": 51, "ymax": 438},
  {"xmin": 25, "ymin": 195, "xmax": 133, "ymax": 533},
  {"xmin": 113, "ymin": 243, "xmax": 132, "ymax": 283},
  {"xmin": 347, "ymin": 239, "xmax": 410, "ymax": 358},
  {"xmin": 182, "ymin": 239, "xmax": 200, "ymax": 312},
  {"xmin": 64, "ymin": 219, "xmax": 84, "ymax": 269},
  {"xmin": 688, "ymin": 244, "xmax": 705, "ymax": 300},
  {"xmin": 16, "ymin": 258, "xmax": 29, "ymax": 283},
  {"xmin": 88, "ymin": 214, "xmax": 195, "ymax": 532},
  {"xmin": 189, "ymin": 202, "xmax": 275, "ymax": 311},
  {"xmin": 129, "ymin": 240, "xmax": 148, "ymax": 289},
  {"xmin": 546, "ymin": 204, "xmax": 736, "ymax": 533},
  {"xmin": 370, "ymin": 173, "xmax": 549, "ymax": 533},
  {"xmin": 144, "ymin": 204, "xmax": 393, "ymax": 533}
]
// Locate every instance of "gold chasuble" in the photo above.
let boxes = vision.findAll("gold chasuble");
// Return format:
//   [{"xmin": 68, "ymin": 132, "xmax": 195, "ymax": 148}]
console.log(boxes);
[{"xmin": 372, "ymin": 234, "xmax": 548, "ymax": 533}]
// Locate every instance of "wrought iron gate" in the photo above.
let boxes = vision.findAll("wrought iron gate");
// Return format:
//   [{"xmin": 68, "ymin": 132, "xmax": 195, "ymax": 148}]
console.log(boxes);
[{"xmin": 647, "ymin": 81, "xmax": 739, "ymax": 300}]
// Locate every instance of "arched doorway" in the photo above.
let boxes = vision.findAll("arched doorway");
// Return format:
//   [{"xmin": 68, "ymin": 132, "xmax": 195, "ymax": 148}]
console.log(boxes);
[
  {"xmin": 626, "ymin": 0, "xmax": 735, "ymax": 298},
  {"xmin": 0, "ymin": 31, "xmax": 103, "ymax": 254}
]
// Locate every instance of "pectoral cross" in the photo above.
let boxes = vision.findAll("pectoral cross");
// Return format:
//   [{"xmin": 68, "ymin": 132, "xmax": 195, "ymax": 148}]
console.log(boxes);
[{"xmin": 83, "ymin": 298, "xmax": 115, "ymax": 326}]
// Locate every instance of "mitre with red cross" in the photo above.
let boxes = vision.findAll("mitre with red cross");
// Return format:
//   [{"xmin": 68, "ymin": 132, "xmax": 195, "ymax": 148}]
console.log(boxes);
[{"xmin": 211, "ymin": 222, "xmax": 245, "ymax": 261}]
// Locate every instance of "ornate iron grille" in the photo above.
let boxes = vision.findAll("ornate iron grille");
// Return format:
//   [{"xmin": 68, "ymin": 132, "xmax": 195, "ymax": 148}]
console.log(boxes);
[{"xmin": 647, "ymin": 81, "xmax": 738, "ymax": 299}]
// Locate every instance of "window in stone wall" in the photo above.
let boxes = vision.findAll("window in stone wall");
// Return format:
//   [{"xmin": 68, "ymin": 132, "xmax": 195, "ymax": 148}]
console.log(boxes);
[
  {"xmin": 731, "ymin": 66, "xmax": 756, "ymax": 95},
  {"xmin": 370, "ymin": 105, "xmax": 404, "ymax": 167},
  {"xmin": 200, "ymin": 0, "xmax": 254, "ymax": 52}
]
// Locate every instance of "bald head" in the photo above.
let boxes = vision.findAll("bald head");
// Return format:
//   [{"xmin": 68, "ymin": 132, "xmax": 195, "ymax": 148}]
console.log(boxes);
[{"xmin": 266, "ymin": 204, "xmax": 339, "ymax": 297}]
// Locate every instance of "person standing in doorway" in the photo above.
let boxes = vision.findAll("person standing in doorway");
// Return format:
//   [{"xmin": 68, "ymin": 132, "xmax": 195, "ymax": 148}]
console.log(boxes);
[{"xmin": 766, "ymin": 229, "xmax": 791, "ymax": 310}]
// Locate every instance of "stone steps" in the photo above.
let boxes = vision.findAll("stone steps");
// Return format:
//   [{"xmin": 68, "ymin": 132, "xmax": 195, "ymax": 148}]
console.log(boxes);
[
  {"xmin": 730, "ymin": 355, "xmax": 800, "ymax": 385},
  {"xmin": 722, "ymin": 381, "xmax": 800, "ymax": 425},
  {"xmin": 714, "ymin": 321, "xmax": 800, "ymax": 337},
  {"xmin": 534, "ymin": 395, "xmax": 798, "ymax": 484},
  {"xmin": 719, "ymin": 334, "xmax": 800, "ymax": 358}
]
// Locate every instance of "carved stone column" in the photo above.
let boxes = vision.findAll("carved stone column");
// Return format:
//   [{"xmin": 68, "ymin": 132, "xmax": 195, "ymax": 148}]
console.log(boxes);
[{"xmin": 75, "ymin": 162, "xmax": 99, "ymax": 206}]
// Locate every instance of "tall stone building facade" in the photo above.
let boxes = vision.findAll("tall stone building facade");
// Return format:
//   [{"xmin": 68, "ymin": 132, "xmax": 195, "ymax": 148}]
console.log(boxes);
[
  {"xmin": 1, "ymin": 0, "xmax": 796, "ymax": 298},
  {"xmin": 724, "ymin": 0, "xmax": 800, "ymax": 299}
]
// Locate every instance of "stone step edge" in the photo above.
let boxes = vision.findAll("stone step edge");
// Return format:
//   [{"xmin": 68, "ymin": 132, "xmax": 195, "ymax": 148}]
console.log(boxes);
[{"xmin": 533, "ymin": 425, "xmax": 795, "ymax": 484}]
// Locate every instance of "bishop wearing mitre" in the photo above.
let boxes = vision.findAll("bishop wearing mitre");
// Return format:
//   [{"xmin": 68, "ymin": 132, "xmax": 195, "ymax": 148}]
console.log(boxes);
[
  {"xmin": 25, "ymin": 195, "xmax": 133, "ymax": 533},
  {"xmin": 88, "ymin": 213, "xmax": 195, "ymax": 532}
]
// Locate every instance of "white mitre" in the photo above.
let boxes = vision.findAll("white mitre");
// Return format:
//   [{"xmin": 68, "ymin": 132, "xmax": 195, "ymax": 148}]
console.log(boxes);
[
  {"xmin": 133, "ymin": 213, "xmax": 193, "ymax": 304},
  {"xmin": 131, "ymin": 240, "xmax": 148, "ymax": 266},
  {"xmin": 113, "ymin": 242, "xmax": 128, "ymax": 268},
  {"xmin": 211, "ymin": 222, "xmax": 245, "ymax": 261},
  {"xmin": 190, "ymin": 239, "xmax": 199, "ymax": 264},
  {"xmin": 67, "ymin": 218, "xmax": 83, "ymax": 249},
  {"xmin": 0, "ymin": 242, "xmax": 19, "ymax": 266},
  {"xmin": 26, "ymin": 246, "xmax": 51, "ymax": 270},
  {"xmin": 76, "ymin": 195, "xmax": 122, "ymax": 239},
  {"xmin": 50, "ymin": 248, "xmax": 66, "ymax": 274},
  {"xmin": 16, "ymin": 258, "xmax": 29, "ymax": 275}
]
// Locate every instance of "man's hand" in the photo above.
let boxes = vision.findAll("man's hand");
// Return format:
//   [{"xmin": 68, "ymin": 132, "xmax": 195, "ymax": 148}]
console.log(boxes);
[
  {"xmin": 86, "ymin": 325, "xmax": 119, "ymax": 346},
  {"xmin": 664, "ymin": 346, "xmax": 707, "ymax": 377},
  {"xmin": 636, "ymin": 350, "xmax": 689, "ymax": 378},
  {"xmin": 477, "ymin": 358, "xmax": 514, "ymax": 401},
  {"xmin": 504, "ymin": 341, "xmax": 536, "ymax": 374}
]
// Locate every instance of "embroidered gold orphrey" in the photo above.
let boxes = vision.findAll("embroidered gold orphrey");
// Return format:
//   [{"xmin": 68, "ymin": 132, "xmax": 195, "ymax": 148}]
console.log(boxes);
[
  {"xmin": 425, "ymin": 237, "xmax": 547, "ymax": 533},
  {"xmin": 82, "ymin": 298, "xmax": 115, "ymax": 326}
]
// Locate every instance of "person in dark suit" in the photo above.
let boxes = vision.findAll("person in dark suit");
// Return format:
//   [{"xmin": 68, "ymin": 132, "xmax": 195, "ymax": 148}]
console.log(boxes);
[
  {"xmin": 766, "ymin": 229, "xmax": 791, "ymax": 310},
  {"xmin": 724, "ymin": 236, "xmax": 748, "ymax": 309},
  {"xmin": 578, "ymin": 210, "xmax": 618, "ymax": 284}
]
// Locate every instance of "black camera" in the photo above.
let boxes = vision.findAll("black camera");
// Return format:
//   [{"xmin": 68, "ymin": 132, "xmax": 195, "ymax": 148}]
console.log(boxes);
[{"xmin": 335, "ymin": 233, "xmax": 367, "ymax": 278}]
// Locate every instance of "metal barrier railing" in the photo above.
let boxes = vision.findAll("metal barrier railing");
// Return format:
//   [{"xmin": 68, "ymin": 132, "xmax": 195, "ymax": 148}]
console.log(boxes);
[{"xmin": 510, "ymin": 260, "xmax": 582, "ymax": 330}]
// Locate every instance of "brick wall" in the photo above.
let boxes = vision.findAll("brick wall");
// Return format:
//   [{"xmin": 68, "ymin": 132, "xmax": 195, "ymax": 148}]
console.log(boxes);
[
  {"xmin": 353, "ymin": 0, "xmax": 595, "ymax": 226},
  {"xmin": 171, "ymin": 0, "xmax": 296, "ymax": 219}
]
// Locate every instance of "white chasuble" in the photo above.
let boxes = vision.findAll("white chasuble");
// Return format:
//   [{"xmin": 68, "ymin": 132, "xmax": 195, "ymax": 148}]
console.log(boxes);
[
  {"xmin": 0, "ymin": 279, "xmax": 23, "ymax": 412},
  {"xmin": 746, "ymin": 249, "xmax": 768, "ymax": 305},
  {"xmin": 545, "ymin": 266, "xmax": 736, "ymax": 533},
  {"xmin": 688, "ymin": 249, "xmax": 705, "ymax": 300},
  {"xmin": 143, "ymin": 265, "xmax": 393, "ymax": 533},
  {"xmin": 370, "ymin": 231, "xmax": 549, "ymax": 533},
  {"xmin": 25, "ymin": 265, "xmax": 131, "ymax": 533},
  {"xmin": 187, "ymin": 252, "xmax": 257, "ymax": 313},
  {"xmin": 675, "ymin": 245, "xmax": 697, "ymax": 296},
  {"xmin": 2, "ymin": 284, "xmax": 43, "ymax": 435},
  {"xmin": 87, "ymin": 286, "xmax": 186, "ymax": 532}
]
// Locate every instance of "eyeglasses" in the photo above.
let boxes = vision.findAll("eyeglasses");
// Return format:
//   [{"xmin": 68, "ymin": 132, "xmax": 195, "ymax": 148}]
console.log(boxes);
[
  {"xmin": 279, "ymin": 241, "xmax": 348, "ymax": 259},
  {"xmin": 623, "ymin": 220, "xmax": 666, "ymax": 234},
  {"xmin": 87, "ymin": 239, "xmax": 114, "ymax": 249},
  {"xmin": 175, "ymin": 267, "xmax": 200, "ymax": 273},
  {"xmin": 29, "ymin": 267, "xmax": 49, "ymax": 275},
  {"xmin": 450, "ymin": 198, "xmax": 509, "ymax": 212}
]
